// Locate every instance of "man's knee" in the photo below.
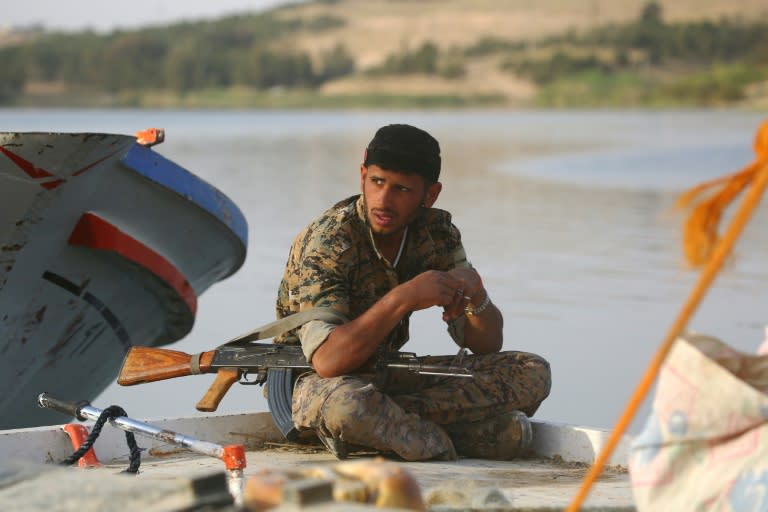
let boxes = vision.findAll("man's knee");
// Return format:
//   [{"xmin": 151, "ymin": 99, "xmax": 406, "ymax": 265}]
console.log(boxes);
[
  {"xmin": 313, "ymin": 378, "xmax": 456, "ymax": 461},
  {"xmin": 480, "ymin": 351, "xmax": 552, "ymax": 415},
  {"xmin": 514, "ymin": 352, "xmax": 552, "ymax": 416},
  {"xmin": 524, "ymin": 352, "xmax": 551, "ymax": 391},
  {"xmin": 320, "ymin": 380, "xmax": 383, "ymax": 435},
  {"xmin": 292, "ymin": 374, "xmax": 374, "ymax": 431}
]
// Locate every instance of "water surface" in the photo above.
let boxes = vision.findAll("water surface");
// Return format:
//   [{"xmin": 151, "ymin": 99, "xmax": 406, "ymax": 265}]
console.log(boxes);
[{"xmin": 4, "ymin": 108, "xmax": 767, "ymax": 433}]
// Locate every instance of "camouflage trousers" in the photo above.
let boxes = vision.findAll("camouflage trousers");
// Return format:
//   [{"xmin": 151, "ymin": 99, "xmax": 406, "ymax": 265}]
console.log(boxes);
[{"xmin": 291, "ymin": 350, "xmax": 551, "ymax": 461}]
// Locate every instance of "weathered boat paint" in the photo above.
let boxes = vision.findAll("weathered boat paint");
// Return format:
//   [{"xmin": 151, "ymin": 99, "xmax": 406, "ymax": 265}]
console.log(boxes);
[{"xmin": 0, "ymin": 132, "xmax": 248, "ymax": 429}]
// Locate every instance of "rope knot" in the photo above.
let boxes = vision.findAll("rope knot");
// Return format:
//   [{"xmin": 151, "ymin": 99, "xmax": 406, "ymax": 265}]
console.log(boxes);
[
  {"xmin": 677, "ymin": 120, "xmax": 768, "ymax": 267},
  {"xmin": 61, "ymin": 405, "xmax": 141, "ymax": 474}
]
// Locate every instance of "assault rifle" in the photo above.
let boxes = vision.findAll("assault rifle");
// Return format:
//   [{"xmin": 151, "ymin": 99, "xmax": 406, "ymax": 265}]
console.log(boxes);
[{"xmin": 118, "ymin": 312, "xmax": 473, "ymax": 441}]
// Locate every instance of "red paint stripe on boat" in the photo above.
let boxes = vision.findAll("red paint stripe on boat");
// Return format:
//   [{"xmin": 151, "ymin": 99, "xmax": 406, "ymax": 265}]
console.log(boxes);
[
  {"xmin": 1, "ymin": 146, "xmax": 121, "ymax": 189},
  {"xmin": 72, "ymin": 147, "xmax": 123, "ymax": 177},
  {"xmin": 68, "ymin": 213, "xmax": 197, "ymax": 315},
  {"xmin": 0, "ymin": 146, "xmax": 59, "ymax": 181},
  {"xmin": 40, "ymin": 180, "xmax": 66, "ymax": 190}
]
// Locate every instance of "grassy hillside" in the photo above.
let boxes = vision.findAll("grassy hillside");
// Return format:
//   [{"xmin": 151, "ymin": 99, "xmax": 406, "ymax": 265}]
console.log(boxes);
[
  {"xmin": 278, "ymin": 0, "xmax": 768, "ymax": 66},
  {"xmin": 275, "ymin": 0, "xmax": 768, "ymax": 107},
  {"xmin": 4, "ymin": 0, "xmax": 768, "ymax": 108}
]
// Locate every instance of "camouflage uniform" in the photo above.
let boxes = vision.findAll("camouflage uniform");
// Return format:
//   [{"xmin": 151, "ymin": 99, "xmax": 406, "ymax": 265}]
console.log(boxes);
[{"xmin": 275, "ymin": 195, "xmax": 551, "ymax": 460}]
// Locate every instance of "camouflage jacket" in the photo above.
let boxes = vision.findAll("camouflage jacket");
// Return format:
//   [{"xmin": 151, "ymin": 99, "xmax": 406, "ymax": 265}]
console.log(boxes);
[{"xmin": 275, "ymin": 194, "xmax": 470, "ymax": 361}]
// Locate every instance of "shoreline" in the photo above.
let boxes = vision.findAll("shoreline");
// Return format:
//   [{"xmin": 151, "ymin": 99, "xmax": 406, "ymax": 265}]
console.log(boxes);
[
  {"xmin": 6, "ymin": 97, "xmax": 767, "ymax": 112},
  {"xmin": 6, "ymin": 85, "xmax": 767, "ymax": 111}
]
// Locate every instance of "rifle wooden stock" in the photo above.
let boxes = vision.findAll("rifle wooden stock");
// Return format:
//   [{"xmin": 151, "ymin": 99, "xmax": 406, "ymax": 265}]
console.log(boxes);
[
  {"xmin": 117, "ymin": 346, "xmax": 215, "ymax": 385},
  {"xmin": 196, "ymin": 368, "xmax": 240, "ymax": 412}
]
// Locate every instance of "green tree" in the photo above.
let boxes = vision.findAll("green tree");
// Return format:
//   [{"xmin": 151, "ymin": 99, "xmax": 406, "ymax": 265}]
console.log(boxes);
[
  {"xmin": 164, "ymin": 40, "xmax": 201, "ymax": 93},
  {"xmin": 0, "ymin": 48, "xmax": 25, "ymax": 102},
  {"xmin": 260, "ymin": 51, "xmax": 314, "ymax": 87},
  {"xmin": 640, "ymin": 2, "xmax": 664, "ymax": 26},
  {"xmin": 315, "ymin": 43, "xmax": 355, "ymax": 83},
  {"xmin": 238, "ymin": 49, "xmax": 315, "ymax": 88},
  {"xmin": 102, "ymin": 33, "xmax": 168, "ymax": 91},
  {"xmin": 374, "ymin": 41, "xmax": 440, "ymax": 75},
  {"xmin": 635, "ymin": 2, "xmax": 666, "ymax": 64}
]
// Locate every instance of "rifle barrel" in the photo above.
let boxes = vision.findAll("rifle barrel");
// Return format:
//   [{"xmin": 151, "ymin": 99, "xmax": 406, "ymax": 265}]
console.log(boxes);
[
  {"xmin": 384, "ymin": 362, "xmax": 473, "ymax": 378},
  {"xmin": 414, "ymin": 369, "xmax": 474, "ymax": 377}
]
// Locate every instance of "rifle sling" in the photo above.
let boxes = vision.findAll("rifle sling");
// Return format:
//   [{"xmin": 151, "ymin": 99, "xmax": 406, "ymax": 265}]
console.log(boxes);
[{"xmin": 219, "ymin": 307, "xmax": 348, "ymax": 348}]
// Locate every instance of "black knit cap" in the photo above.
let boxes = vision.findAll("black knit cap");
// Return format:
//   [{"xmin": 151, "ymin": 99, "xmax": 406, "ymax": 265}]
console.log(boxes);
[{"xmin": 364, "ymin": 124, "xmax": 441, "ymax": 182}]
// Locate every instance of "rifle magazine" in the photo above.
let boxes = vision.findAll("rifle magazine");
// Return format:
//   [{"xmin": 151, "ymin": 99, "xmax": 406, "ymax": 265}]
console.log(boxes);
[{"xmin": 266, "ymin": 368, "xmax": 300, "ymax": 442}]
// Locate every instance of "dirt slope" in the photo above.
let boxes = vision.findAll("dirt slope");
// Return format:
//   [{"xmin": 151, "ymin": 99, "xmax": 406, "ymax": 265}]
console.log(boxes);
[{"xmin": 269, "ymin": 0, "xmax": 768, "ymax": 104}]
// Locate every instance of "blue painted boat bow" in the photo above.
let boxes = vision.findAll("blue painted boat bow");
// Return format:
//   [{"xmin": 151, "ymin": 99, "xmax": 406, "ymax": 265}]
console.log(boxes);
[{"xmin": 123, "ymin": 143, "xmax": 249, "ymax": 252}]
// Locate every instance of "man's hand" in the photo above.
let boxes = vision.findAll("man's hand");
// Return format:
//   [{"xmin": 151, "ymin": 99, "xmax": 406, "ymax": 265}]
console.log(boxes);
[
  {"xmin": 439, "ymin": 267, "xmax": 503, "ymax": 355},
  {"xmin": 400, "ymin": 270, "xmax": 466, "ymax": 313},
  {"xmin": 312, "ymin": 270, "xmax": 465, "ymax": 377},
  {"xmin": 400, "ymin": 267, "xmax": 486, "ymax": 322},
  {"xmin": 442, "ymin": 268, "xmax": 484, "ymax": 322},
  {"xmin": 312, "ymin": 267, "xmax": 500, "ymax": 377}
]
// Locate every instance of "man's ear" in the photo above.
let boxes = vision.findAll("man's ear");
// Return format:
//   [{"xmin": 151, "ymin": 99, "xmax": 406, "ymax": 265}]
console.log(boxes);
[
  {"xmin": 423, "ymin": 182, "xmax": 442, "ymax": 208},
  {"xmin": 359, "ymin": 164, "xmax": 367, "ymax": 191}
]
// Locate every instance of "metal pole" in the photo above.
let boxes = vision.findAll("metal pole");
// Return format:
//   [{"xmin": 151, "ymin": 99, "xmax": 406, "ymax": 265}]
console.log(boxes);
[{"xmin": 38, "ymin": 393, "xmax": 246, "ymax": 506}]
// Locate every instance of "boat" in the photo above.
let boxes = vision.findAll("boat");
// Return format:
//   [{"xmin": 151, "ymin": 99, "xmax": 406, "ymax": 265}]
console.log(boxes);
[
  {"xmin": 0, "ymin": 130, "xmax": 635, "ymax": 510},
  {"xmin": 0, "ymin": 130, "xmax": 248, "ymax": 430},
  {"xmin": 0, "ymin": 394, "xmax": 635, "ymax": 511}
]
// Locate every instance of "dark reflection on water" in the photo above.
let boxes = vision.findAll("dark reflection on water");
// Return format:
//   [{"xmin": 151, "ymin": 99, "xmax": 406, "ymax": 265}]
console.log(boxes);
[{"xmin": 6, "ymin": 109, "xmax": 767, "ymax": 432}]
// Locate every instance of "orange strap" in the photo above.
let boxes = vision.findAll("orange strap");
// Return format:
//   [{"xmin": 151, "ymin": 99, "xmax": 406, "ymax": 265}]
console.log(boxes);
[
  {"xmin": 677, "ymin": 120, "xmax": 768, "ymax": 267},
  {"xmin": 567, "ymin": 120, "xmax": 768, "ymax": 511}
]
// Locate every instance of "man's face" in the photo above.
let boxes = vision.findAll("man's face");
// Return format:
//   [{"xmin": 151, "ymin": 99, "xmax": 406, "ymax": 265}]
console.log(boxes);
[{"xmin": 360, "ymin": 164, "xmax": 441, "ymax": 238}]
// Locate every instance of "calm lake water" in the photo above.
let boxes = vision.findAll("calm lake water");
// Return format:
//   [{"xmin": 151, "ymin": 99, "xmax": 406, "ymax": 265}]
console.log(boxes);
[{"xmin": 4, "ymin": 108, "xmax": 768, "ymax": 433}]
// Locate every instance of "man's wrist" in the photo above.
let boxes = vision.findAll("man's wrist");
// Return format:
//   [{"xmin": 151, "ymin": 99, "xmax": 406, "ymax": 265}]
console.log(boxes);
[
  {"xmin": 387, "ymin": 283, "xmax": 414, "ymax": 317},
  {"xmin": 464, "ymin": 289, "xmax": 491, "ymax": 317}
]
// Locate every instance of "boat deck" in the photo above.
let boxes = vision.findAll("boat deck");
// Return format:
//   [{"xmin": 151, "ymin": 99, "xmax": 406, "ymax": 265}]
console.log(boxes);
[
  {"xmin": 0, "ymin": 412, "xmax": 636, "ymax": 511},
  {"xmin": 155, "ymin": 448, "xmax": 632, "ymax": 510}
]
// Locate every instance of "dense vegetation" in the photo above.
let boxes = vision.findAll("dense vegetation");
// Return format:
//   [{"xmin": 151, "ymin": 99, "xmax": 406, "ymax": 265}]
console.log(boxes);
[
  {"xmin": 498, "ymin": 2, "xmax": 768, "ymax": 106},
  {"xmin": 1, "ymin": 2, "xmax": 767, "ymax": 107},
  {"xmin": 0, "ymin": 9, "xmax": 354, "ymax": 103}
]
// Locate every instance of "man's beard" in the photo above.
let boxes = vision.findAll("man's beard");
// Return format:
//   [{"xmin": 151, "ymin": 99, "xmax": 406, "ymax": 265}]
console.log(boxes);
[{"xmin": 362, "ymin": 192, "xmax": 424, "ymax": 237}]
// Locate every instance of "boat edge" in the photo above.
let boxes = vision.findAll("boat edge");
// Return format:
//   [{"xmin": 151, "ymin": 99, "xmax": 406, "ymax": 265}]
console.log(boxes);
[{"xmin": 0, "ymin": 412, "xmax": 631, "ymax": 467}]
